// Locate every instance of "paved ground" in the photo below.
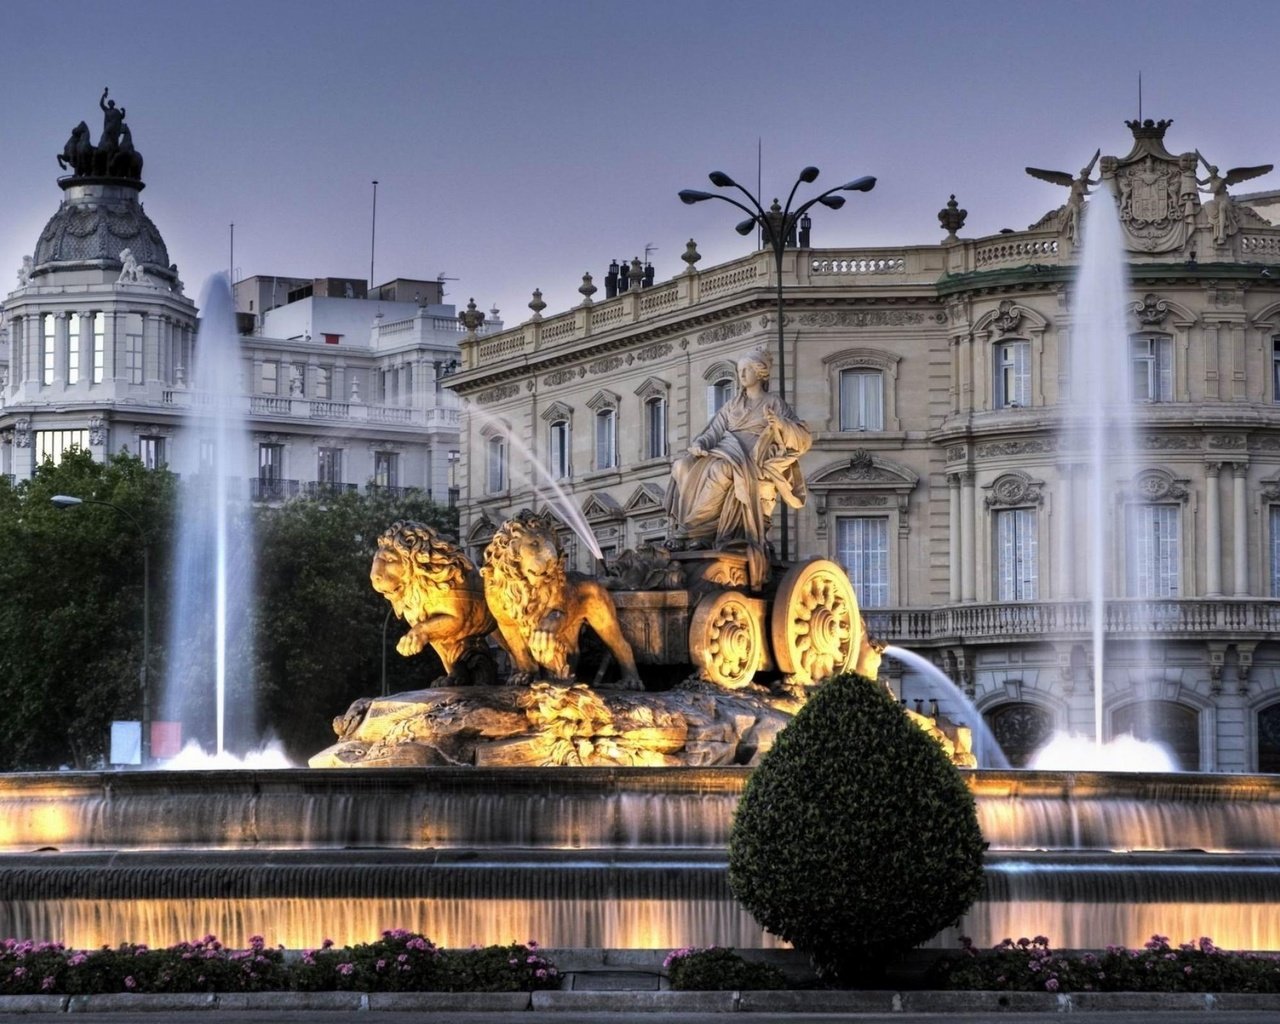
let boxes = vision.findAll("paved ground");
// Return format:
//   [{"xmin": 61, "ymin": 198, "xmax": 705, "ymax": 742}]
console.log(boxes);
[{"xmin": 4, "ymin": 1013, "xmax": 1280, "ymax": 1024}]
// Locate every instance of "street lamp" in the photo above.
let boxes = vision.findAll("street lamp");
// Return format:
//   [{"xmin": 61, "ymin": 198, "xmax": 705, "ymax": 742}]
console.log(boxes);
[
  {"xmin": 51, "ymin": 494, "xmax": 151, "ymax": 765},
  {"xmin": 679, "ymin": 167, "xmax": 876, "ymax": 561}
]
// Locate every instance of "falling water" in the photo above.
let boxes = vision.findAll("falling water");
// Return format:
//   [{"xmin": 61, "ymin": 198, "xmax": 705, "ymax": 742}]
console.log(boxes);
[
  {"xmin": 463, "ymin": 400, "xmax": 604, "ymax": 560},
  {"xmin": 1072, "ymin": 191, "xmax": 1135, "ymax": 746},
  {"xmin": 882, "ymin": 645, "xmax": 1010, "ymax": 769},
  {"xmin": 162, "ymin": 276, "xmax": 257, "ymax": 757}
]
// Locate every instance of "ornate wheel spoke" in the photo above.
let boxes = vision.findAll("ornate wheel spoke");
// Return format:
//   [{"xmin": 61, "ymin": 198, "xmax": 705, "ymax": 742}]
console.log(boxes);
[{"xmin": 771, "ymin": 559, "xmax": 863, "ymax": 686}]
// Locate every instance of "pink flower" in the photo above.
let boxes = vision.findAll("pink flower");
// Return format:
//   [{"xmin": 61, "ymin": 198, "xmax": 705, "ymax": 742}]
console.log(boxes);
[
  {"xmin": 41, "ymin": 976, "xmax": 55, "ymax": 991},
  {"xmin": 321, "ymin": 938, "xmax": 334, "ymax": 950},
  {"xmin": 336, "ymin": 962, "xmax": 354, "ymax": 976},
  {"xmin": 124, "ymin": 976, "xmax": 136, "ymax": 990},
  {"xmin": 1045, "ymin": 978, "xmax": 1059, "ymax": 992}
]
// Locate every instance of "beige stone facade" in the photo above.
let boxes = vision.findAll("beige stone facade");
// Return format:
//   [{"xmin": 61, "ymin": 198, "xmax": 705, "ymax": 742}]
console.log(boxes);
[{"xmin": 448, "ymin": 120, "xmax": 1280, "ymax": 772}]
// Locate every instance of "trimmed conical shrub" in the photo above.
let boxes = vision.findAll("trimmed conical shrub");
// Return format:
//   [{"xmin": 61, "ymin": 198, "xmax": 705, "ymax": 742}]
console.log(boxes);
[{"xmin": 728, "ymin": 672, "xmax": 986, "ymax": 983}]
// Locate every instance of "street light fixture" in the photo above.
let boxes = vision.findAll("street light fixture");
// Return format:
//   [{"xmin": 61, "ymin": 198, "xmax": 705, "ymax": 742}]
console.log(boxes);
[
  {"xmin": 51, "ymin": 494, "xmax": 152, "ymax": 765},
  {"xmin": 679, "ymin": 166, "xmax": 876, "ymax": 562}
]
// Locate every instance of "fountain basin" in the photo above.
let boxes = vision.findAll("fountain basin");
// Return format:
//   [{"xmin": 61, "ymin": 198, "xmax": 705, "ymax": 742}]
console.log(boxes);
[{"xmin": 1, "ymin": 768, "xmax": 1278, "ymax": 951}]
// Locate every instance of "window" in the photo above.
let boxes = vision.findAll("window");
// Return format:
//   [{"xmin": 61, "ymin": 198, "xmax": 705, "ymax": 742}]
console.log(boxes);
[
  {"xmin": 839, "ymin": 369, "xmax": 883, "ymax": 431},
  {"xmin": 42, "ymin": 314, "xmax": 54, "ymax": 386},
  {"xmin": 1113, "ymin": 700, "xmax": 1199, "ymax": 770},
  {"xmin": 595, "ymin": 408, "xmax": 617, "ymax": 470},
  {"xmin": 257, "ymin": 443, "xmax": 284, "ymax": 500},
  {"xmin": 644, "ymin": 396, "xmax": 667, "ymax": 460},
  {"xmin": 139, "ymin": 436, "xmax": 165, "ymax": 470},
  {"xmin": 323, "ymin": 333, "xmax": 341, "ymax": 345},
  {"xmin": 260, "ymin": 361, "xmax": 279, "ymax": 395},
  {"xmin": 1130, "ymin": 333, "xmax": 1172, "ymax": 403},
  {"xmin": 549, "ymin": 420, "xmax": 570, "ymax": 480},
  {"xmin": 1272, "ymin": 506, "xmax": 1280, "ymax": 598},
  {"xmin": 1259, "ymin": 703, "xmax": 1280, "ymax": 773},
  {"xmin": 35, "ymin": 429, "xmax": 89, "ymax": 466},
  {"xmin": 373, "ymin": 451, "xmax": 399, "ymax": 488},
  {"xmin": 985, "ymin": 702, "xmax": 1053, "ymax": 769},
  {"xmin": 995, "ymin": 339, "xmax": 1030, "ymax": 408},
  {"xmin": 995, "ymin": 507, "xmax": 1038, "ymax": 601},
  {"xmin": 709, "ymin": 376, "xmax": 735, "ymax": 416},
  {"xmin": 317, "ymin": 447, "xmax": 343, "ymax": 485},
  {"xmin": 487, "ymin": 435, "xmax": 507, "ymax": 492},
  {"xmin": 124, "ymin": 329, "xmax": 143, "ymax": 385},
  {"xmin": 67, "ymin": 315, "xmax": 80, "ymax": 385},
  {"xmin": 315, "ymin": 366, "xmax": 332, "ymax": 400},
  {"xmin": 1273, "ymin": 338, "xmax": 1280, "ymax": 402},
  {"xmin": 836, "ymin": 516, "xmax": 889, "ymax": 608},
  {"xmin": 1127, "ymin": 503, "xmax": 1180, "ymax": 597},
  {"xmin": 92, "ymin": 313, "xmax": 105, "ymax": 384}
]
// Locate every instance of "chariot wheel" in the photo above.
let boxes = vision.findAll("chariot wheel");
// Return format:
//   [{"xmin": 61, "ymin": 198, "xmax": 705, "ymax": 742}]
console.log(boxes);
[
  {"xmin": 689, "ymin": 590, "xmax": 764, "ymax": 689},
  {"xmin": 770, "ymin": 559, "xmax": 862, "ymax": 686}
]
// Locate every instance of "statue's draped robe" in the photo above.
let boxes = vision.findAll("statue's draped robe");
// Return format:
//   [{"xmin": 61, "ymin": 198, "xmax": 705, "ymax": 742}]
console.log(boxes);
[{"xmin": 666, "ymin": 390, "xmax": 811, "ymax": 584}]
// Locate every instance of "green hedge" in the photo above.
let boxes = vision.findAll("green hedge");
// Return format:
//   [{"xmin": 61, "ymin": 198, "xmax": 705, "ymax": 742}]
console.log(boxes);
[{"xmin": 728, "ymin": 673, "xmax": 986, "ymax": 983}]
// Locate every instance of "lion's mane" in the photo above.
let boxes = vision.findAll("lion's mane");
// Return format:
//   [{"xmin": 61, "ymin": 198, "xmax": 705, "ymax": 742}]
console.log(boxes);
[{"xmin": 479, "ymin": 510, "xmax": 567, "ymax": 632}]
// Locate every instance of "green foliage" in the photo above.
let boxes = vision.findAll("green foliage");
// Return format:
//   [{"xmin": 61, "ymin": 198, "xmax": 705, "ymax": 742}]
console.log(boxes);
[
  {"xmin": 929, "ymin": 934, "xmax": 1280, "ymax": 993},
  {"xmin": 253, "ymin": 491, "xmax": 458, "ymax": 760},
  {"xmin": 728, "ymin": 673, "xmax": 987, "ymax": 983},
  {"xmin": 0, "ymin": 451, "xmax": 177, "ymax": 770},
  {"xmin": 293, "ymin": 933, "xmax": 560, "ymax": 993},
  {"xmin": 663, "ymin": 947, "xmax": 787, "ymax": 991}
]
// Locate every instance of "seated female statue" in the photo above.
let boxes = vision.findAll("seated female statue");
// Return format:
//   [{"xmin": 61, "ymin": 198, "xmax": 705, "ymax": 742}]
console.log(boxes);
[{"xmin": 665, "ymin": 346, "xmax": 811, "ymax": 585}]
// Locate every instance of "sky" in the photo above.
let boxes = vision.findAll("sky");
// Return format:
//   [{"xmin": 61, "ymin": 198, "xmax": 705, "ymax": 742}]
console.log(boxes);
[{"xmin": 3, "ymin": 0, "xmax": 1280, "ymax": 326}]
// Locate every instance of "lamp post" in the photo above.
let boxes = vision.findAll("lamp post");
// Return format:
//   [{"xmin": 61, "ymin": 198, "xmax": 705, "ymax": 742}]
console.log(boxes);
[
  {"xmin": 679, "ymin": 167, "xmax": 875, "ymax": 562},
  {"xmin": 51, "ymin": 494, "xmax": 151, "ymax": 764}
]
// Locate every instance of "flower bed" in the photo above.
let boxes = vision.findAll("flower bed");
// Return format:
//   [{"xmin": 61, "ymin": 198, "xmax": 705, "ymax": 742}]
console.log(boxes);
[
  {"xmin": 664, "ymin": 946, "xmax": 786, "ymax": 991},
  {"xmin": 0, "ymin": 931, "xmax": 560, "ymax": 996},
  {"xmin": 929, "ymin": 935, "xmax": 1280, "ymax": 994}
]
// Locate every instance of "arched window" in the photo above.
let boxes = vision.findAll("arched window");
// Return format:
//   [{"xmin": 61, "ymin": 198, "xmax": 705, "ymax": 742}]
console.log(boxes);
[
  {"xmin": 486, "ymin": 434, "xmax": 506, "ymax": 493},
  {"xmin": 644, "ymin": 396, "xmax": 667, "ymax": 460},
  {"xmin": 984, "ymin": 701, "xmax": 1053, "ymax": 768},
  {"xmin": 709, "ymin": 376, "xmax": 735, "ymax": 415},
  {"xmin": 1112, "ymin": 700, "xmax": 1199, "ymax": 770},
  {"xmin": 595, "ymin": 409, "xmax": 617, "ymax": 470},
  {"xmin": 1258, "ymin": 703, "xmax": 1280, "ymax": 773}
]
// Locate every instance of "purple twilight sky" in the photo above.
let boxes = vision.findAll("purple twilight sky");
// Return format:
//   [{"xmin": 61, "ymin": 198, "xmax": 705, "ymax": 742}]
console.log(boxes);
[{"xmin": 3, "ymin": 0, "xmax": 1280, "ymax": 327}]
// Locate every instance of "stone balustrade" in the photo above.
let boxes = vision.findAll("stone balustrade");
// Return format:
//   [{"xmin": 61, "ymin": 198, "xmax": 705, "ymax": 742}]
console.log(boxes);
[
  {"xmin": 864, "ymin": 598, "xmax": 1280, "ymax": 645},
  {"xmin": 162, "ymin": 389, "xmax": 451, "ymax": 429}
]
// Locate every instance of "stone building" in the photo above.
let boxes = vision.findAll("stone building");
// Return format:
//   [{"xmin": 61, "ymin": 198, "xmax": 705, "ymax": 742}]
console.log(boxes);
[
  {"xmin": 449, "ymin": 118, "xmax": 1280, "ymax": 772},
  {"xmin": 0, "ymin": 103, "xmax": 493, "ymax": 503}
]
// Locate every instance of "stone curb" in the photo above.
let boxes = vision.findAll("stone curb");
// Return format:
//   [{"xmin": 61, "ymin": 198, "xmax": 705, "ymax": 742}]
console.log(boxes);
[{"xmin": 1, "ymin": 988, "xmax": 1279, "ymax": 1013}]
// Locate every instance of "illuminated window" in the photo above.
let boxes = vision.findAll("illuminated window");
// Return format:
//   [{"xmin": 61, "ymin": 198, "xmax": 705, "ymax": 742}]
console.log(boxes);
[
  {"xmin": 139, "ymin": 436, "xmax": 166, "ymax": 470},
  {"xmin": 35, "ymin": 429, "xmax": 89, "ymax": 465},
  {"xmin": 373, "ymin": 451, "xmax": 398, "ymax": 488}
]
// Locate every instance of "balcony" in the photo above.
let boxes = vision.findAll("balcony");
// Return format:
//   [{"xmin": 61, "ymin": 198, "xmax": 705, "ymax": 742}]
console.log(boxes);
[
  {"xmin": 863, "ymin": 598, "xmax": 1280, "ymax": 646},
  {"xmin": 305, "ymin": 481, "xmax": 359, "ymax": 498},
  {"xmin": 250, "ymin": 478, "xmax": 301, "ymax": 502}
]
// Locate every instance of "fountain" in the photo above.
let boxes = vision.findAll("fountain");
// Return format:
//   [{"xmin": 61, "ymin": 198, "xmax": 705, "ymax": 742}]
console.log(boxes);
[
  {"xmin": 163, "ymin": 276, "xmax": 259, "ymax": 759},
  {"xmin": 2, "ymin": 100, "xmax": 1278, "ymax": 960}
]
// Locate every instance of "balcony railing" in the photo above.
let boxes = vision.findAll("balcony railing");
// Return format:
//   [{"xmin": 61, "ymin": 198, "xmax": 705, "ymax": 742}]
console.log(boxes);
[
  {"xmin": 863, "ymin": 598, "xmax": 1280, "ymax": 645},
  {"xmin": 305, "ymin": 481, "xmax": 359, "ymax": 498},
  {"xmin": 250, "ymin": 478, "xmax": 301, "ymax": 502}
]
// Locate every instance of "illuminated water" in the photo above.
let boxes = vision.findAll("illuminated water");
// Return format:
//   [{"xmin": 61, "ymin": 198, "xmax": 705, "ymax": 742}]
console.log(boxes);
[
  {"xmin": 2, "ymin": 767, "xmax": 1278, "ymax": 951},
  {"xmin": 163, "ymin": 276, "xmax": 257, "ymax": 757},
  {"xmin": 883, "ymin": 644, "xmax": 1010, "ymax": 769}
]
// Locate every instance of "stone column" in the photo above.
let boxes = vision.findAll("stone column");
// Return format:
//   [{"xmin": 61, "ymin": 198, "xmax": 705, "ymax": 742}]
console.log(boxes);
[
  {"xmin": 949, "ymin": 473, "xmax": 962, "ymax": 603},
  {"xmin": 144, "ymin": 313, "xmax": 161, "ymax": 384},
  {"xmin": 78, "ymin": 312, "xmax": 94, "ymax": 385},
  {"xmin": 961, "ymin": 470, "xmax": 976, "ymax": 602},
  {"xmin": 1206, "ymin": 462, "xmax": 1222, "ymax": 597},
  {"xmin": 10, "ymin": 315, "xmax": 23, "ymax": 385},
  {"xmin": 53, "ymin": 312, "xmax": 69, "ymax": 385},
  {"xmin": 105, "ymin": 310, "xmax": 121, "ymax": 382},
  {"xmin": 1234, "ymin": 464, "xmax": 1249, "ymax": 596}
]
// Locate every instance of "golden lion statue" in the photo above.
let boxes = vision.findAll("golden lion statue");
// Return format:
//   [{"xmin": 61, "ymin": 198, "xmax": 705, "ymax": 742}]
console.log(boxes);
[
  {"xmin": 481, "ymin": 510, "xmax": 642, "ymax": 690},
  {"xmin": 371, "ymin": 520, "xmax": 497, "ymax": 686}
]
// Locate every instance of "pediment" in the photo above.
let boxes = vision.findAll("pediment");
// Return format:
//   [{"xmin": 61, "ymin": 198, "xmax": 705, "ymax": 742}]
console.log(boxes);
[
  {"xmin": 582, "ymin": 490, "xmax": 623, "ymax": 522},
  {"xmin": 623, "ymin": 482, "xmax": 667, "ymax": 514},
  {"xmin": 810, "ymin": 450, "xmax": 918, "ymax": 490}
]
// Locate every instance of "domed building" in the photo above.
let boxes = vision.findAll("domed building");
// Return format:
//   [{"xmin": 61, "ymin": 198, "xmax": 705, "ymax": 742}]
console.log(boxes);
[
  {"xmin": 1, "ymin": 95, "xmax": 485, "ymax": 499},
  {"xmin": 449, "ymin": 117, "xmax": 1280, "ymax": 772}
]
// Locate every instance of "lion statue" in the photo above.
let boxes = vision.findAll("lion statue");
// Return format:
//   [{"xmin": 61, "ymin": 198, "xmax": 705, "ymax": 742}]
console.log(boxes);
[
  {"xmin": 371, "ymin": 520, "xmax": 497, "ymax": 686},
  {"xmin": 481, "ymin": 510, "xmax": 642, "ymax": 690}
]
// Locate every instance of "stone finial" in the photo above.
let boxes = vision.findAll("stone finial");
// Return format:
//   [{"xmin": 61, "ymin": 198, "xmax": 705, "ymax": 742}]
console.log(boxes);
[
  {"xmin": 938, "ymin": 195, "xmax": 967, "ymax": 240},
  {"xmin": 629, "ymin": 257, "xmax": 644, "ymax": 286},
  {"xmin": 682, "ymin": 239, "xmax": 701, "ymax": 273},
  {"xmin": 458, "ymin": 297, "xmax": 486, "ymax": 336},
  {"xmin": 579, "ymin": 273, "xmax": 596, "ymax": 305},
  {"xmin": 17, "ymin": 255, "xmax": 33, "ymax": 287},
  {"xmin": 528, "ymin": 288, "xmax": 547, "ymax": 321}
]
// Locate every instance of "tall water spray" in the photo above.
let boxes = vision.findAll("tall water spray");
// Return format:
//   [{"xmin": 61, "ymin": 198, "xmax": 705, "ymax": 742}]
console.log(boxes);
[
  {"xmin": 162, "ymin": 276, "xmax": 258, "ymax": 757},
  {"xmin": 1071, "ymin": 192, "xmax": 1136, "ymax": 746}
]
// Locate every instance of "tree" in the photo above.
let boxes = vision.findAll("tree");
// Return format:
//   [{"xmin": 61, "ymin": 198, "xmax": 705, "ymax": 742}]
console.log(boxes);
[
  {"xmin": 0, "ymin": 451, "xmax": 176, "ymax": 770},
  {"xmin": 728, "ymin": 672, "xmax": 987, "ymax": 984},
  {"xmin": 254, "ymin": 490, "xmax": 458, "ymax": 760}
]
